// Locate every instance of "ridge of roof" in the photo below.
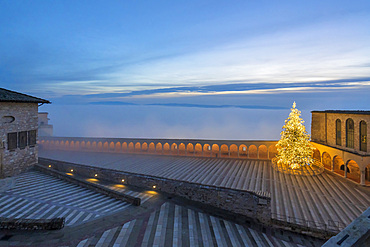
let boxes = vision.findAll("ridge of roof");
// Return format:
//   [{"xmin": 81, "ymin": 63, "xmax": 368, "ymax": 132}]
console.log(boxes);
[
  {"xmin": 311, "ymin": 110, "xmax": 370, "ymax": 115},
  {"xmin": 0, "ymin": 88, "xmax": 50, "ymax": 104}
]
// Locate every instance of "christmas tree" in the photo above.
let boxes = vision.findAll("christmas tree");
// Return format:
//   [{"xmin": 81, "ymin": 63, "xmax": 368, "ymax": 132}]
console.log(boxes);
[{"xmin": 275, "ymin": 102, "xmax": 315, "ymax": 169}]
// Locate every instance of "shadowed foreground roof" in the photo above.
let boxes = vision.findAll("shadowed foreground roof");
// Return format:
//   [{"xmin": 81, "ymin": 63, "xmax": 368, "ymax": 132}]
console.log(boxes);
[{"xmin": 0, "ymin": 88, "xmax": 50, "ymax": 103}]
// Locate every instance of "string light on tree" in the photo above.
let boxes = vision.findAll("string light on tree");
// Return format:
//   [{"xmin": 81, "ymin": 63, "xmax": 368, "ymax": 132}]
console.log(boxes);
[{"xmin": 275, "ymin": 102, "xmax": 315, "ymax": 169}]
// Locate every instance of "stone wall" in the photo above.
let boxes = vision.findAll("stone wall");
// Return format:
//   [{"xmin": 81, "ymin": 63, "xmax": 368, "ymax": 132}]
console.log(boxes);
[
  {"xmin": 39, "ymin": 158, "xmax": 271, "ymax": 223},
  {"xmin": 311, "ymin": 112, "xmax": 326, "ymax": 143},
  {"xmin": 0, "ymin": 103, "xmax": 39, "ymax": 177},
  {"xmin": 311, "ymin": 112, "xmax": 370, "ymax": 154}
]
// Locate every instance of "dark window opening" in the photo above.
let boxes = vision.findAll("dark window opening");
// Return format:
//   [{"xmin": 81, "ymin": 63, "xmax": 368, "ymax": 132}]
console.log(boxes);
[
  {"xmin": 336, "ymin": 119, "xmax": 341, "ymax": 146},
  {"xmin": 360, "ymin": 121, "xmax": 367, "ymax": 152},
  {"xmin": 7, "ymin": 132, "xmax": 17, "ymax": 150},
  {"xmin": 18, "ymin": 131, "xmax": 27, "ymax": 149},
  {"xmin": 28, "ymin": 130, "xmax": 37, "ymax": 147},
  {"xmin": 346, "ymin": 118, "xmax": 354, "ymax": 148}
]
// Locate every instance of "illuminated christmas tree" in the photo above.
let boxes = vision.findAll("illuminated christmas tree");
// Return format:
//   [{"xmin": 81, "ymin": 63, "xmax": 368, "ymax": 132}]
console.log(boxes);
[{"xmin": 275, "ymin": 102, "xmax": 315, "ymax": 169}]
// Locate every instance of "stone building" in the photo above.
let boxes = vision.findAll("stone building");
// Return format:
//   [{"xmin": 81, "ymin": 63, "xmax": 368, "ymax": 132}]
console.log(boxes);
[
  {"xmin": 0, "ymin": 88, "xmax": 50, "ymax": 177},
  {"xmin": 311, "ymin": 110, "xmax": 370, "ymax": 185},
  {"xmin": 38, "ymin": 112, "xmax": 53, "ymax": 136}
]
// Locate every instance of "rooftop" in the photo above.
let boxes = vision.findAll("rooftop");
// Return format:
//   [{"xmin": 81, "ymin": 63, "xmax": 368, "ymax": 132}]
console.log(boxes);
[
  {"xmin": 0, "ymin": 88, "xmax": 50, "ymax": 104},
  {"xmin": 311, "ymin": 110, "xmax": 370, "ymax": 115}
]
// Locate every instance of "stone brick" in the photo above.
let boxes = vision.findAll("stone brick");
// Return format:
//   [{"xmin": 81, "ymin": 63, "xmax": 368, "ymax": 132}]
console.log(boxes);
[{"xmin": 0, "ymin": 103, "xmax": 39, "ymax": 177}]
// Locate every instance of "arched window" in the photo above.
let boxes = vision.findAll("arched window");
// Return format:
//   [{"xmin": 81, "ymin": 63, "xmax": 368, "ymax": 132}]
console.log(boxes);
[
  {"xmin": 336, "ymin": 119, "xmax": 341, "ymax": 146},
  {"xmin": 346, "ymin": 118, "xmax": 354, "ymax": 148},
  {"xmin": 360, "ymin": 121, "xmax": 367, "ymax": 152}
]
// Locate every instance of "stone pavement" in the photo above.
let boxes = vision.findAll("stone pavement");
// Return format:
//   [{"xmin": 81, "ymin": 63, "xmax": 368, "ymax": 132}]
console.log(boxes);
[
  {"xmin": 40, "ymin": 150, "xmax": 370, "ymax": 231},
  {"xmin": 0, "ymin": 170, "xmax": 324, "ymax": 246}
]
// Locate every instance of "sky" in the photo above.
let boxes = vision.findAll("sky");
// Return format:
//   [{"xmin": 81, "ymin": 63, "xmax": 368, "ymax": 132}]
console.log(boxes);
[{"xmin": 1, "ymin": 1, "xmax": 370, "ymax": 139}]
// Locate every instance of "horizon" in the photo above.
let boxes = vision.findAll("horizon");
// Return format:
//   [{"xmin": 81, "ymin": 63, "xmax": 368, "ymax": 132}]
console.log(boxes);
[{"xmin": 1, "ymin": 1, "xmax": 370, "ymax": 138}]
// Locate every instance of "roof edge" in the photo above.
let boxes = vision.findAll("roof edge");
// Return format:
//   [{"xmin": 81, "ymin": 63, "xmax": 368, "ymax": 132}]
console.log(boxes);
[{"xmin": 0, "ymin": 88, "xmax": 51, "ymax": 104}]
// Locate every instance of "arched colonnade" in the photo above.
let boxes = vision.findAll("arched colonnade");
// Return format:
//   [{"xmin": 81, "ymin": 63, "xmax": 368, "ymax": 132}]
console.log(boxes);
[{"xmin": 40, "ymin": 138, "xmax": 278, "ymax": 160}]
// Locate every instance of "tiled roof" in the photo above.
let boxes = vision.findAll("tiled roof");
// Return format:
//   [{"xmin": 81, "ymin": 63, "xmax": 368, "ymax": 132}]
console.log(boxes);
[
  {"xmin": 311, "ymin": 110, "xmax": 370, "ymax": 115},
  {"xmin": 0, "ymin": 88, "xmax": 50, "ymax": 104}
]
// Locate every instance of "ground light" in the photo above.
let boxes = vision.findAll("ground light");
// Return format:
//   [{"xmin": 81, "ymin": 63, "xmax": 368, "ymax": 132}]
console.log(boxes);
[{"xmin": 152, "ymin": 185, "xmax": 156, "ymax": 189}]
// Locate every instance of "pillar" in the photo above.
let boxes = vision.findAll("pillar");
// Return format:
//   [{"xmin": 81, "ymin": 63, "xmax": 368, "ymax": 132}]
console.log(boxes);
[{"xmin": 361, "ymin": 170, "xmax": 365, "ymax": 185}]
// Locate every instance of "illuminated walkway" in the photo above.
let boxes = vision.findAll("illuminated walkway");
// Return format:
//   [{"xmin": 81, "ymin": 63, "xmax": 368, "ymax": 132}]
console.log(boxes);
[{"xmin": 40, "ymin": 150, "xmax": 370, "ymax": 230}]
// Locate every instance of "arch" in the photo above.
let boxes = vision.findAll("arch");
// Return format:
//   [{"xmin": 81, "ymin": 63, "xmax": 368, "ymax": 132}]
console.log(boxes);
[
  {"xmin": 312, "ymin": 148, "xmax": 321, "ymax": 162},
  {"xmin": 268, "ymin": 145, "xmax": 277, "ymax": 160},
  {"xmin": 346, "ymin": 118, "xmax": 354, "ymax": 148},
  {"xmin": 92, "ymin": 141, "xmax": 97, "ymax": 150},
  {"xmin": 336, "ymin": 119, "xmax": 341, "ymax": 146},
  {"xmin": 239, "ymin": 145, "xmax": 247, "ymax": 158},
  {"xmin": 163, "ymin": 143, "xmax": 170, "ymax": 155},
  {"xmin": 142, "ymin": 142, "xmax": 148, "ymax": 152},
  {"xmin": 135, "ymin": 142, "xmax": 141, "ymax": 152},
  {"xmin": 186, "ymin": 143, "xmax": 194, "ymax": 156},
  {"xmin": 65, "ymin": 141, "xmax": 70, "ymax": 150},
  {"xmin": 360, "ymin": 120, "xmax": 367, "ymax": 152},
  {"xmin": 55, "ymin": 140, "xmax": 60, "ymax": 148},
  {"xmin": 128, "ymin": 142, "xmax": 134, "ymax": 152},
  {"xmin": 171, "ymin": 143, "xmax": 178, "ymax": 155},
  {"xmin": 249, "ymin": 145, "xmax": 257, "ymax": 159},
  {"xmin": 220, "ymin": 144, "xmax": 229, "ymax": 158},
  {"xmin": 148, "ymin": 142, "xmax": 155, "ymax": 153},
  {"xmin": 179, "ymin": 143, "xmax": 186, "ymax": 156},
  {"xmin": 156, "ymin": 143, "xmax": 163, "ymax": 154},
  {"xmin": 212, "ymin": 144, "xmax": 219, "ymax": 158},
  {"xmin": 70, "ymin": 141, "xmax": 75, "ymax": 150},
  {"xmin": 194, "ymin": 143, "xmax": 203, "ymax": 156},
  {"xmin": 109, "ymin": 142, "xmax": 115, "ymax": 151},
  {"xmin": 97, "ymin": 141, "xmax": 103, "ymax": 151},
  {"xmin": 322, "ymin": 152, "xmax": 332, "ymax": 170},
  {"xmin": 230, "ymin": 144, "xmax": 238, "ymax": 158},
  {"xmin": 347, "ymin": 160, "xmax": 360, "ymax": 183},
  {"xmin": 258, "ymin": 145, "xmax": 268, "ymax": 159},
  {"xmin": 75, "ymin": 141, "xmax": 80, "ymax": 150},
  {"xmin": 115, "ymin": 142, "xmax": 121, "ymax": 152},
  {"xmin": 203, "ymin": 144, "xmax": 211, "ymax": 157},
  {"xmin": 333, "ymin": 156, "xmax": 344, "ymax": 176},
  {"xmin": 80, "ymin": 141, "xmax": 85, "ymax": 149},
  {"xmin": 103, "ymin": 141, "xmax": 109, "ymax": 151},
  {"xmin": 86, "ymin": 141, "xmax": 91, "ymax": 150},
  {"xmin": 122, "ymin": 142, "xmax": 128, "ymax": 152},
  {"xmin": 60, "ymin": 141, "xmax": 65, "ymax": 149}
]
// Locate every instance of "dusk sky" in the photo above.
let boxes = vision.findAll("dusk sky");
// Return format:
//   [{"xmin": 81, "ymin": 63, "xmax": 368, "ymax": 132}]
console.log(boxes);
[{"xmin": 1, "ymin": 1, "xmax": 370, "ymax": 139}]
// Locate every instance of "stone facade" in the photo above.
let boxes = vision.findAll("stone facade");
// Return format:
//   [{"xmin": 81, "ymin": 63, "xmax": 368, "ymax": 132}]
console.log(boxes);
[
  {"xmin": 311, "ymin": 111, "xmax": 370, "ymax": 154},
  {"xmin": 0, "ymin": 103, "xmax": 39, "ymax": 177}
]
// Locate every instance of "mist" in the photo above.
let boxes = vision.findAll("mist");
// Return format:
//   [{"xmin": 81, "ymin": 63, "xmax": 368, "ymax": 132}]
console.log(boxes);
[{"xmin": 39, "ymin": 104, "xmax": 314, "ymax": 140}]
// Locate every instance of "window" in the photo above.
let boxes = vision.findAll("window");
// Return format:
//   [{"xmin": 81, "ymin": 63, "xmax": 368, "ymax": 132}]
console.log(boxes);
[
  {"xmin": 28, "ymin": 130, "xmax": 37, "ymax": 147},
  {"xmin": 346, "ymin": 118, "xmax": 354, "ymax": 148},
  {"xmin": 336, "ymin": 119, "xmax": 341, "ymax": 146},
  {"xmin": 18, "ymin": 131, "xmax": 27, "ymax": 149},
  {"xmin": 7, "ymin": 132, "xmax": 17, "ymax": 150},
  {"xmin": 360, "ymin": 121, "xmax": 367, "ymax": 152}
]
